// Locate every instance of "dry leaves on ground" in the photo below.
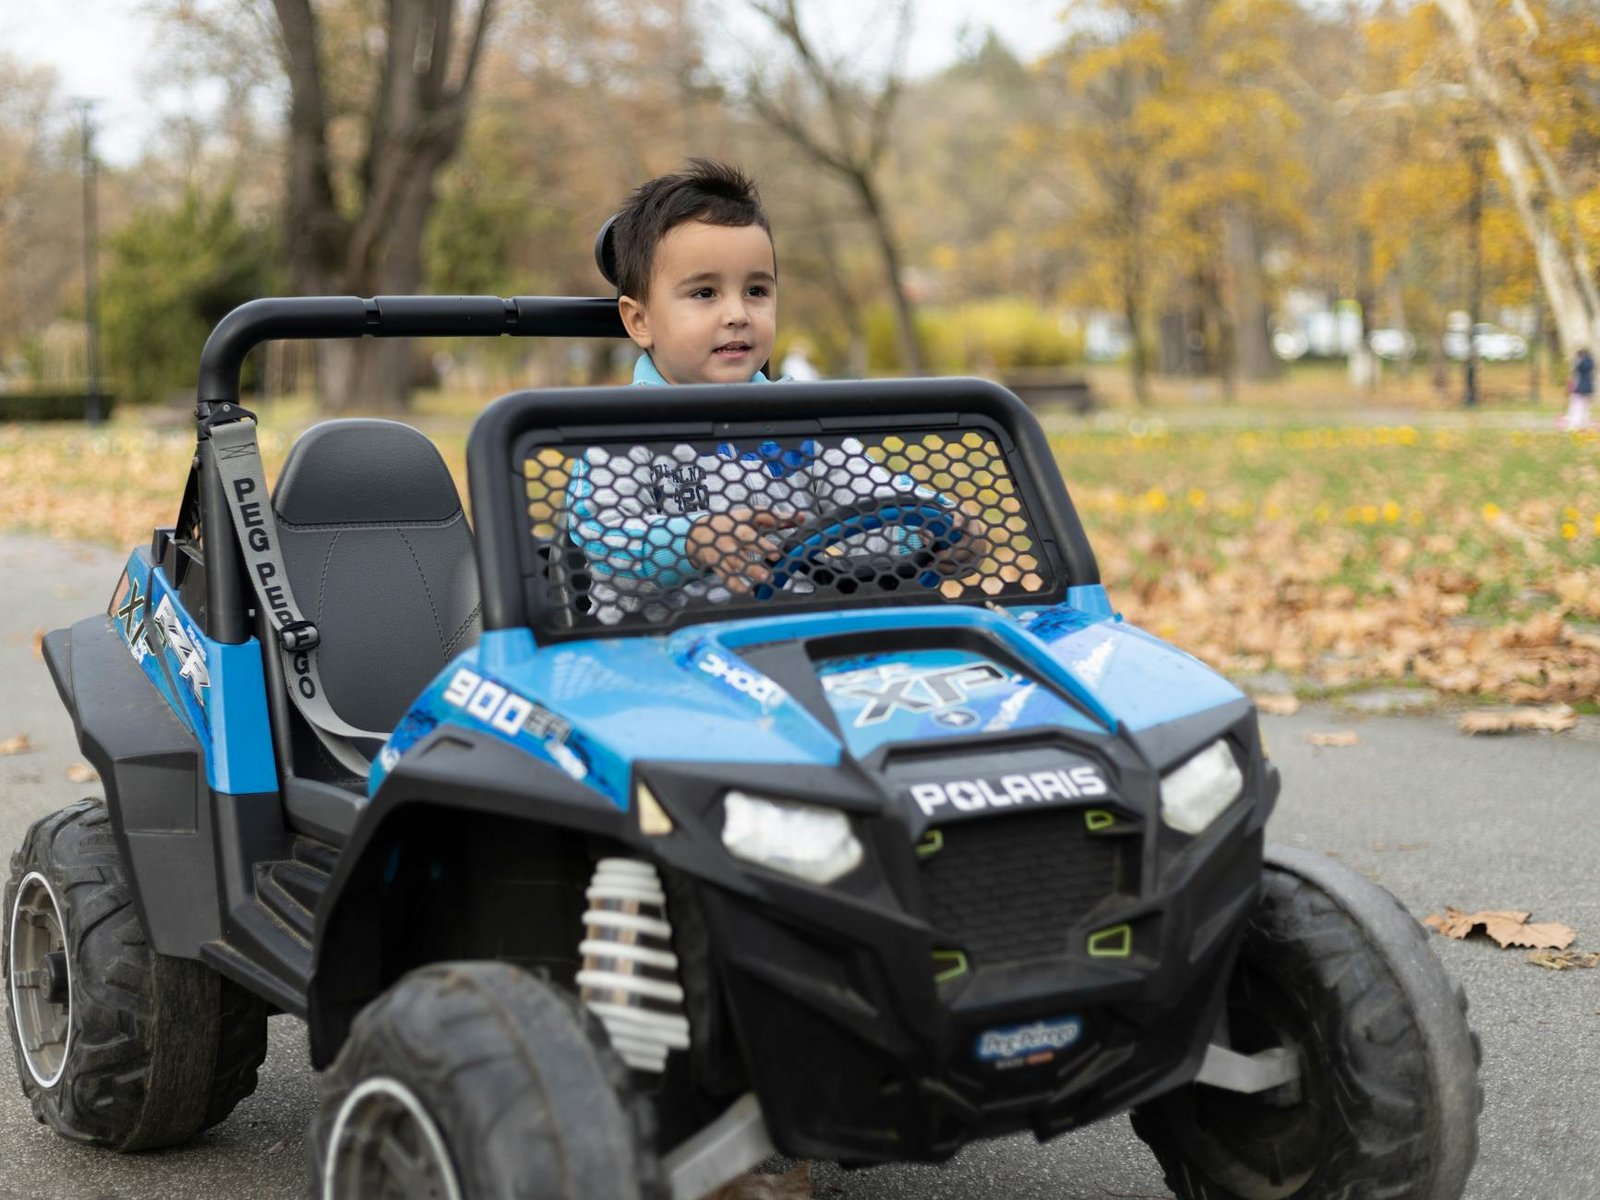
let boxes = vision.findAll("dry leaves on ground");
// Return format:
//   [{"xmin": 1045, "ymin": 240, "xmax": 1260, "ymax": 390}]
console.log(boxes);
[
  {"xmin": 65, "ymin": 762, "xmax": 99, "ymax": 784},
  {"xmin": 1527, "ymin": 949, "xmax": 1600, "ymax": 971},
  {"xmin": 1424, "ymin": 907, "xmax": 1577, "ymax": 950},
  {"xmin": 1458, "ymin": 705, "xmax": 1578, "ymax": 735},
  {"xmin": 1306, "ymin": 730, "xmax": 1359, "ymax": 747},
  {"xmin": 0, "ymin": 732, "xmax": 33, "ymax": 756},
  {"xmin": 1252, "ymin": 693, "xmax": 1301, "ymax": 716},
  {"xmin": 705, "ymin": 1165, "xmax": 813, "ymax": 1200}
]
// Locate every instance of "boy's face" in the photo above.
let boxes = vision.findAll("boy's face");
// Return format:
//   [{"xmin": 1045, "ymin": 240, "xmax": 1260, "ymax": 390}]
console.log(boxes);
[{"xmin": 619, "ymin": 220, "xmax": 777, "ymax": 385}]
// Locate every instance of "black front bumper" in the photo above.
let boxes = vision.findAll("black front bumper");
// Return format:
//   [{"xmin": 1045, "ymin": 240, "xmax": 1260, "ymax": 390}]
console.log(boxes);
[
  {"xmin": 698, "ymin": 823, "xmax": 1261, "ymax": 1162},
  {"xmin": 645, "ymin": 716, "xmax": 1273, "ymax": 1165}
]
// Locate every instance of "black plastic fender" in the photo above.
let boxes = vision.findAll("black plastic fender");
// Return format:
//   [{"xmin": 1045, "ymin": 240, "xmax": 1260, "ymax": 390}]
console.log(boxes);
[
  {"xmin": 306, "ymin": 726, "xmax": 634, "ymax": 1067},
  {"xmin": 42, "ymin": 615, "xmax": 222, "ymax": 956}
]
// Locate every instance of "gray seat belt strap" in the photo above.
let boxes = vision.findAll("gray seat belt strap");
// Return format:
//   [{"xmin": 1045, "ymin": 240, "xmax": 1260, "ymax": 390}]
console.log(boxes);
[{"xmin": 209, "ymin": 418, "xmax": 385, "ymax": 775}]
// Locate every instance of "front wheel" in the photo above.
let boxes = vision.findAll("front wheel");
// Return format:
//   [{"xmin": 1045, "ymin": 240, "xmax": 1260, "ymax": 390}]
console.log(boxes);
[
  {"xmin": 311, "ymin": 962, "xmax": 666, "ymax": 1200},
  {"xmin": 1131, "ymin": 845, "xmax": 1482, "ymax": 1200}
]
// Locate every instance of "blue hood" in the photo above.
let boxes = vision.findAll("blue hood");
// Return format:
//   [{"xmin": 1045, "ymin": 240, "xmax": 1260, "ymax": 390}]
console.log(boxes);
[{"xmin": 371, "ymin": 593, "xmax": 1246, "ymax": 809}]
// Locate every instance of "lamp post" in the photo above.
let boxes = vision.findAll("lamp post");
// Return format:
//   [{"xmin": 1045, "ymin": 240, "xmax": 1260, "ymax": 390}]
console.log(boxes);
[
  {"xmin": 76, "ymin": 100, "xmax": 105, "ymax": 425},
  {"xmin": 1463, "ymin": 135, "xmax": 1488, "ymax": 409}
]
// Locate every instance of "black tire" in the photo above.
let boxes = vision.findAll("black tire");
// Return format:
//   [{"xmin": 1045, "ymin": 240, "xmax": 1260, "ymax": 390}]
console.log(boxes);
[
  {"xmin": 1131, "ymin": 845, "xmax": 1482, "ymax": 1200},
  {"xmin": 3, "ymin": 800, "xmax": 268, "ymax": 1150},
  {"xmin": 311, "ymin": 961, "xmax": 667, "ymax": 1200}
]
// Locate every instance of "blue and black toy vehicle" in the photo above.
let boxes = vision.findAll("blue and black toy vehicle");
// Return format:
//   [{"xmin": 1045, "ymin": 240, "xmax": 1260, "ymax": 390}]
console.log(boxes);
[{"xmin": 5, "ymin": 292, "xmax": 1480, "ymax": 1199}]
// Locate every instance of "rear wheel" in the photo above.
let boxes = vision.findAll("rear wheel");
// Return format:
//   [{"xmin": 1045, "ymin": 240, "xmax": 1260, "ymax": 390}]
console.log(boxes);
[
  {"xmin": 311, "ymin": 961, "xmax": 665, "ymax": 1200},
  {"xmin": 4, "ymin": 800, "xmax": 268, "ymax": 1149},
  {"xmin": 1131, "ymin": 845, "xmax": 1481, "ymax": 1200}
]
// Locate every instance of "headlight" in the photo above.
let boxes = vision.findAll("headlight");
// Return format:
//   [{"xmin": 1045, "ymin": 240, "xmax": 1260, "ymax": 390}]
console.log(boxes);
[
  {"xmin": 1159, "ymin": 740, "xmax": 1243, "ymax": 834},
  {"xmin": 721, "ymin": 790, "xmax": 863, "ymax": 884}
]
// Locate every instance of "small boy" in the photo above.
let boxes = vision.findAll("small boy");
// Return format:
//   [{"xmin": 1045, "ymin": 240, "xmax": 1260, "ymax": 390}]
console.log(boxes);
[{"xmin": 565, "ymin": 159, "xmax": 981, "ymax": 623}]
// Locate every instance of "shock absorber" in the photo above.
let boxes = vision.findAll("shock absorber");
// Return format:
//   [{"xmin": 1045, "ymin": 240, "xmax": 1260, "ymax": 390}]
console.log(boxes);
[{"xmin": 577, "ymin": 857, "xmax": 691, "ymax": 1073}]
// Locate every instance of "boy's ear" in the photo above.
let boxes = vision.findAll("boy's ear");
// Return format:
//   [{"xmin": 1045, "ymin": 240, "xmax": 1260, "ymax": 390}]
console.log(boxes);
[{"xmin": 618, "ymin": 295, "xmax": 652, "ymax": 349}]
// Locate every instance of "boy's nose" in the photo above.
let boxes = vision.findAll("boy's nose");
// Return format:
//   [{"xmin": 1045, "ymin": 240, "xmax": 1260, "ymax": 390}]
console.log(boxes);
[{"xmin": 722, "ymin": 298, "xmax": 750, "ymax": 326}]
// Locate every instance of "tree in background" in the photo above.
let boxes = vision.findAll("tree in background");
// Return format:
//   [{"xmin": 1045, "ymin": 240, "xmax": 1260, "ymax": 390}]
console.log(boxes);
[
  {"xmin": 101, "ymin": 189, "xmax": 280, "ymax": 405},
  {"xmin": 0, "ymin": 57, "xmax": 86, "ymax": 379},
  {"xmin": 746, "ymin": 0, "xmax": 925, "ymax": 373},
  {"xmin": 1033, "ymin": 11, "xmax": 1167, "ymax": 403},
  {"xmin": 269, "ymin": 0, "xmax": 496, "ymax": 410},
  {"xmin": 1432, "ymin": 0, "xmax": 1600, "ymax": 359}
]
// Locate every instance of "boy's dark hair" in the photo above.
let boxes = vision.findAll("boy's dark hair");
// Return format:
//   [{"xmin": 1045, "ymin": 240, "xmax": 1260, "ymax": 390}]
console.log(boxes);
[{"xmin": 611, "ymin": 158, "xmax": 770, "ymax": 300}]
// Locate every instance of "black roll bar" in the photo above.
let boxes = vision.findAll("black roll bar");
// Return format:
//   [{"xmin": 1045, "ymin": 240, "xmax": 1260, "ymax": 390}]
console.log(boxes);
[{"xmin": 194, "ymin": 295, "xmax": 627, "ymax": 643}]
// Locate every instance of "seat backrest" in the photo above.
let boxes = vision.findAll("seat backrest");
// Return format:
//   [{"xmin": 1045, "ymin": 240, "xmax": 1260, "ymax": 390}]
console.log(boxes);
[{"xmin": 272, "ymin": 419, "xmax": 480, "ymax": 736}]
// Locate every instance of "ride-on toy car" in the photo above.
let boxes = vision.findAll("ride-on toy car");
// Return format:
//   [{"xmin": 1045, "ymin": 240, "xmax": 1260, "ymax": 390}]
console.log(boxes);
[{"xmin": 5, "ymin": 293, "xmax": 1480, "ymax": 1199}]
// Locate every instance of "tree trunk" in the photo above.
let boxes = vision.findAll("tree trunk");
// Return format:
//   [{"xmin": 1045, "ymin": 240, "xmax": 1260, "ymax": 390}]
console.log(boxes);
[
  {"xmin": 270, "ymin": 0, "xmax": 493, "ymax": 412},
  {"xmin": 1432, "ymin": 0, "xmax": 1600, "ymax": 357},
  {"xmin": 1222, "ymin": 203, "xmax": 1279, "ymax": 381},
  {"xmin": 1121, "ymin": 249, "xmax": 1150, "ymax": 406},
  {"xmin": 852, "ymin": 173, "xmax": 923, "ymax": 374}
]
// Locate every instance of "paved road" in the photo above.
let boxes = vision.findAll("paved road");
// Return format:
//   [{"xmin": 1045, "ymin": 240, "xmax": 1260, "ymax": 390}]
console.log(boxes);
[{"xmin": 1, "ymin": 533, "xmax": 1597, "ymax": 1199}]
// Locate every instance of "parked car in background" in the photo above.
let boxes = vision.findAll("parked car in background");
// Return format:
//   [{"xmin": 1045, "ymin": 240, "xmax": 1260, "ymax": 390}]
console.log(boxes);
[
  {"xmin": 1367, "ymin": 329, "xmax": 1418, "ymax": 361},
  {"xmin": 1444, "ymin": 323, "xmax": 1528, "ymax": 362}
]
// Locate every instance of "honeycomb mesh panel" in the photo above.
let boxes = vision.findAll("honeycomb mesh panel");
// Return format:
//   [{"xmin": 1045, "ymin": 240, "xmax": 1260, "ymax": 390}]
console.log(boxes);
[
  {"xmin": 521, "ymin": 427, "xmax": 1057, "ymax": 632},
  {"xmin": 919, "ymin": 809, "xmax": 1136, "ymax": 968}
]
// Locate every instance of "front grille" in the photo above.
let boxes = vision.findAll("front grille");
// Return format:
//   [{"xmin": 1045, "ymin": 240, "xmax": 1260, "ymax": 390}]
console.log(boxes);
[{"xmin": 919, "ymin": 809, "xmax": 1136, "ymax": 968}]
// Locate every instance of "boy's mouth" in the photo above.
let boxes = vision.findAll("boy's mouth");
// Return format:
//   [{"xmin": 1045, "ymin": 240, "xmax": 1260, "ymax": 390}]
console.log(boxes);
[{"xmin": 714, "ymin": 342, "xmax": 752, "ymax": 358}]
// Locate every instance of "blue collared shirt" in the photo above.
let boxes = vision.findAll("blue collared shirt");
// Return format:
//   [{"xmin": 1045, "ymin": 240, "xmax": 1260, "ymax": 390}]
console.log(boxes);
[{"xmin": 632, "ymin": 354, "xmax": 770, "ymax": 386}]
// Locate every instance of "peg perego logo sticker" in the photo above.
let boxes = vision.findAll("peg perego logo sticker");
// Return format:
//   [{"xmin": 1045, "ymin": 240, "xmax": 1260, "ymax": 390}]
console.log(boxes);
[
  {"xmin": 909, "ymin": 765, "xmax": 1107, "ymax": 818},
  {"xmin": 975, "ymin": 1016, "xmax": 1083, "ymax": 1068}
]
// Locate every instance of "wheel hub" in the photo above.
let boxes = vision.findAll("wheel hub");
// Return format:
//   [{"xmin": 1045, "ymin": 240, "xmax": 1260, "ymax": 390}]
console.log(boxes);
[
  {"xmin": 7, "ymin": 872, "xmax": 74, "ymax": 1089},
  {"xmin": 324, "ymin": 1076, "xmax": 463, "ymax": 1200}
]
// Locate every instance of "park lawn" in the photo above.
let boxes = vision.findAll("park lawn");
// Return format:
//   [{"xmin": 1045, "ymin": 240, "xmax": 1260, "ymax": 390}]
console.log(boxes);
[
  {"xmin": 1052, "ymin": 421, "xmax": 1600, "ymax": 705},
  {"xmin": 2, "ymin": 412, "xmax": 1597, "ymax": 706}
]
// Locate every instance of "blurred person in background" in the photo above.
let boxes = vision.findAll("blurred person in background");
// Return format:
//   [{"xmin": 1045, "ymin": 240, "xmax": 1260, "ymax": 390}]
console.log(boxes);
[
  {"xmin": 780, "ymin": 340, "xmax": 823, "ymax": 381},
  {"xmin": 1561, "ymin": 347, "xmax": 1593, "ymax": 431}
]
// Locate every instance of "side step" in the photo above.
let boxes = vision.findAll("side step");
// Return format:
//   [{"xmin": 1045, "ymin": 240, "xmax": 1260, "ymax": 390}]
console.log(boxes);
[{"xmin": 200, "ymin": 835, "xmax": 339, "ymax": 1018}]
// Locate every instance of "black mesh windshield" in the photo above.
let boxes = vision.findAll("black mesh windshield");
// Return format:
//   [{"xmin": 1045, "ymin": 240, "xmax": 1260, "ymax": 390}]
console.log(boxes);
[{"xmin": 519, "ymin": 423, "xmax": 1059, "ymax": 634}]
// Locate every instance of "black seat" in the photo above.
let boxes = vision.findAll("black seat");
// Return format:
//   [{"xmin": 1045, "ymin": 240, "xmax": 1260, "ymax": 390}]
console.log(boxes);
[{"xmin": 271, "ymin": 419, "xmax": 480, "ymax": 753}]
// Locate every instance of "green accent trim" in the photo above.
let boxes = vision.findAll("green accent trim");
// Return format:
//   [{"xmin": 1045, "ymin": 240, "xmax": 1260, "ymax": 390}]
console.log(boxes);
[
  {"xmin": 1087, "ymin": 924, "xmax": 1133, "ymax": 958},
  {"xmin": 932, "ymin": 949, "xmax": 968, "ymax": 983},
  {"xmin": 916, "ymin": 829, "xmax": 944, "ymax": 858},
  {"xmin": 1084, "ymin": 809, "xmax": 1116, "ymax": 832}
]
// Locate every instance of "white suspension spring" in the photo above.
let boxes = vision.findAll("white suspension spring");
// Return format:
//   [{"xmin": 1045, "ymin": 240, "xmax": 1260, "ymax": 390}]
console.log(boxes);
[{"xmin": 577, "ymin": 857, "xmax": 692, "ymax": 1073}]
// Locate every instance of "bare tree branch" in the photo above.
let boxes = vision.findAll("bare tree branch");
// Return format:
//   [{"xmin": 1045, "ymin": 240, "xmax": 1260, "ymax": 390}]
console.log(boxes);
[{"xmin": 745, "ymin": 0, "xmax": 923, "ymax": 370}]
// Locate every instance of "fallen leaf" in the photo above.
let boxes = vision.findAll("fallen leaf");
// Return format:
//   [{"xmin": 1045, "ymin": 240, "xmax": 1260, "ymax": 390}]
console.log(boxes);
[
  {"xmin": 1252, "ymin": 693, "xmax": 1300, "ymax": 716},
  {"xmin": 1307, "ymin": 730, "xmax": 1359, "ymax": 747},
  {"xmin": 0, "ymin": 733, "xmax": 33, "ymax": 756},
  {"xmin": 705, "ymin": 1164, "xmax": 814, "ymax": 1200},
  {"xmin": 65, "ymin": 762, "xmax": 99, "ymax": 784},
  {"xmin": 31, "ymin": 628, "xmax": 46, "ymax": 659},
  {"xmin": 1527, "ymin": 949, "xmax": 1600, "ymax": 971},
  {"xmin": 1423, "ymin": 906, "xmax": 1577, "ymax": 950},
  {"xmin": 1458, "ymin": 705, "xmax": 1578, "ymax": 735}
]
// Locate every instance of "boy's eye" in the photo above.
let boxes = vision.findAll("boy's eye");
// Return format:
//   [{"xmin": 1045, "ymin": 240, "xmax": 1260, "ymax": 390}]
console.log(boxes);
[
  {"xmin": 690, "ymin": 287, "xmax": 716, "ymax": 300},
  {"xmin": 747, "ymin": 285, "xmax": 770, "ymax": 298}
]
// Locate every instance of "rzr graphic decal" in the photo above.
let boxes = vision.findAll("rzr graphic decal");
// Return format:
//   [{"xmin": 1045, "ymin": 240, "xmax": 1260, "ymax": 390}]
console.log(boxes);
[
  {"xmin": 151, "ymin": 594, "xmax": 210, "ymax": 703},
  {"xmin": 104, "ymin": 551, "xmax": 276, "ymax": 794},
  {"xmin": 112, "ymin": 574, "xmax": 146, "ymax": 644},
  {"xmin": 823, "ymin": 659, "xmax": 1010, "ymax": 727},
  {"xmin": 815, "ymin": 647, "xmax": 1102, "ymax": 758}
]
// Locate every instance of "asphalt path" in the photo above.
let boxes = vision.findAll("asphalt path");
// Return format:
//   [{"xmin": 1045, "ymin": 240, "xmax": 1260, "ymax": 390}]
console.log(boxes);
[{"xmin": 1, "ymin": 532, "xmax": 1597, "ymax": 1199}]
